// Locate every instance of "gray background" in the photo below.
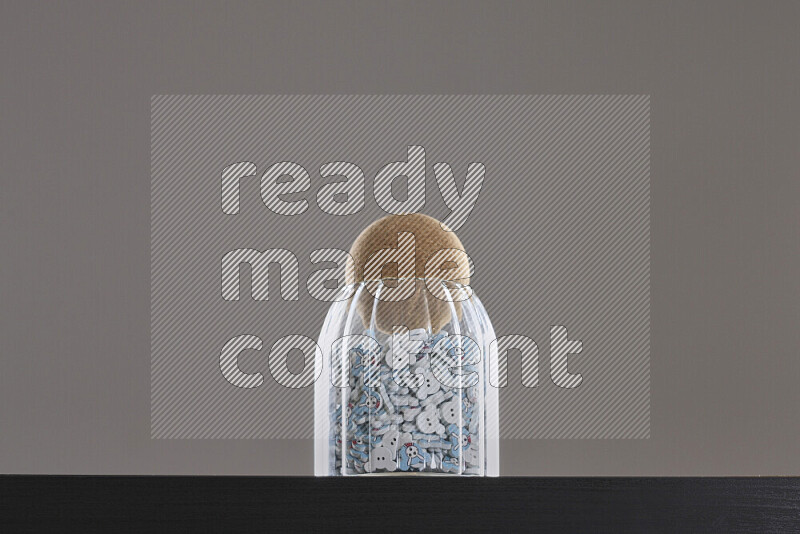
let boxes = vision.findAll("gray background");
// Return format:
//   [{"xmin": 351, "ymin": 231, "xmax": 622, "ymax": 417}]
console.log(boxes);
[{"xmin": 1, "ymin": 1, "xmax": 798, "ymax": 475}]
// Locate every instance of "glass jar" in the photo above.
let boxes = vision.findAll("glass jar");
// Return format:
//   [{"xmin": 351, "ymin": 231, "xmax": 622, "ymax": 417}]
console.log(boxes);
[{"xmin": 314, "ymin": 278, "xmax": 499, "ymax": 476}]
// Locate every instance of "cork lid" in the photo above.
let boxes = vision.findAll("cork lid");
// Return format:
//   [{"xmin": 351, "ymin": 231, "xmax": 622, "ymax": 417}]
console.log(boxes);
[{"xmin": 347, "ymin": 214, "xmax": 471, "ymax": 333}]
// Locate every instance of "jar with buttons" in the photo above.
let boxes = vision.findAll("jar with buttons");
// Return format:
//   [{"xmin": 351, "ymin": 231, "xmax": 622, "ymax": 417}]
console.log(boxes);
[{"xmin": 314, "ymin": 214, "xmax": 499, "ymax": 476}]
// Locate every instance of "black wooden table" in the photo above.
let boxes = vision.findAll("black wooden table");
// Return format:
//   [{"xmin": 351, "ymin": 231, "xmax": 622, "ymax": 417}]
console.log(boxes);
[{"xmin": 2, "ymin": 476, "xmax": 799, "ymax": 532}]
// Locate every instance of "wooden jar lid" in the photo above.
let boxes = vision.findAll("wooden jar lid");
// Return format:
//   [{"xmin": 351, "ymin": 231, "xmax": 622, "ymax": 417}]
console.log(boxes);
[{"xmin": 347, "ymin": 214, "xmax": 469, "ymax": 334}]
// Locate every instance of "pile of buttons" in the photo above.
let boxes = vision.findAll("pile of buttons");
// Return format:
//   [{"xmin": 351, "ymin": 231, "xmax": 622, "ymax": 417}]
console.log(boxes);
[{"xmin": 331, "ymin": 328, "xmax": 481, "ymax": 475}]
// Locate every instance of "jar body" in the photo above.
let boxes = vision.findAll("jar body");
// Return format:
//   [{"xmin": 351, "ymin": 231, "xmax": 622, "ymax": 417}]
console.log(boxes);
[{"xmin": 314, "ymin": 279, "xmax": 499, "ymax": 476}]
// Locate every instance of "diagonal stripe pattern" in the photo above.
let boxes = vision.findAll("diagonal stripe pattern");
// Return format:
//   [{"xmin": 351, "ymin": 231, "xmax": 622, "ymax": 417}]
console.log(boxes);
[{"xmin": 151, "ymin": 95, "xmax": 650, "ymax": 439}]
